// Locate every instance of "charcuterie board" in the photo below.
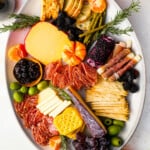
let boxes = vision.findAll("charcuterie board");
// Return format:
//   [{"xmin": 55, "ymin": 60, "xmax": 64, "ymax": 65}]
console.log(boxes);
[{"xmin": 3, "ymin": 0, "xmax": 145, "ymax": 150}]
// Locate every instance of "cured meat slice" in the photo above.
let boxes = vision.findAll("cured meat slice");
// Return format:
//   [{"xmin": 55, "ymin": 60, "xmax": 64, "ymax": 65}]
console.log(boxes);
[
  {"xmin": 44, "ymin": 61, "xmax": 62, "ymax": 80},
  {"xmin": 81, "ymin": 62, "xmax": 97, "ymax": 85},
  {"xmin": 31, "ymin": 116, "xmax": 59, "ymax": 145},
  {"xmin": 14, "ymin": 95, "xmax": 59, "ymax": 146},
  {"xmin": 44, "ymin": 61, "xmax": 98, "ymax": 90},
  {"xmin": 14, "ymin": 95, "xmax": 38, "ymax": 118},
  {"xmin": 23, "ymin": 108, "xmax": 43, "ymax": 128}
]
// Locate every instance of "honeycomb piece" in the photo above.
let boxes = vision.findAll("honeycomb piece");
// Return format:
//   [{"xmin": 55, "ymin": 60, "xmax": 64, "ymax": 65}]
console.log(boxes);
[{"xmin": 54, "ymin": 107, "xmax": 83, "ymax": 135}]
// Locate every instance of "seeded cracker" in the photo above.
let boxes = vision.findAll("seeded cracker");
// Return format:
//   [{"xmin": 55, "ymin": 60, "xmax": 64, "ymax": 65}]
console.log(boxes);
[{"xmin": 54, "ymin": 107, "xmax": 84, "ymax": 135}]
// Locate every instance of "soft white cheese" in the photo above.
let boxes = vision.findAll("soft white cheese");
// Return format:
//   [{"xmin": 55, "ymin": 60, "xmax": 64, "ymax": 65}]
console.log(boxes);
[{"xmin": 49, "ymin": 100, "xmax": 71, "ymax": 117}]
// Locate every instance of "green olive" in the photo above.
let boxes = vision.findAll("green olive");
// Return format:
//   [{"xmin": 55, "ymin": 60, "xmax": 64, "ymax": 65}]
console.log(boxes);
[
  {"xmin": 107, "ymin": 125, "xmax": 121, "ymax": 136},
  {"xmin": 19, "ymin": 86, "xmax": 28, "ymax": 94},
  {"xmin": 113, "ymin": 120, "xmax": 125, "ymax": 128},
  {"xmin": 104, "ymin": 118, "xmax": 113, "ymax": 126},
  {"xmin": 28, "ymin": 86, "xmax": 38, "ymax": 96},
  {"xmin": 13, "ymin": 91, "xmax": 24, "ymax": 103},
  {"xmin": 37, "ymin": 80, "xmax": 48, "ymax": 91},
  {"xmin": 10, "ymin": 82, "xmax": 21, "ymax": 90},
  {"xmin": 111, "ymin": 136, "xmax": 123, "ymax": 147}
]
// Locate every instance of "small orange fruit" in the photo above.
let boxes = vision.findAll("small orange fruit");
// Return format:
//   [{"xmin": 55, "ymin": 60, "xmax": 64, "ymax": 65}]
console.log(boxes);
[
  {"xmin": 62, "ymin": 41, "xmax": 86, "ymax": 66},
  {"xmin": 88, "ymin": 0, "xmax": 107, "ymax": 13},
  {"xmin": 8, "ymin": 44, "xmax": 28, "ymax": 62},
  {"xmin": 49, "ymin": 136, "xmax": 61, "ymax": 150}
]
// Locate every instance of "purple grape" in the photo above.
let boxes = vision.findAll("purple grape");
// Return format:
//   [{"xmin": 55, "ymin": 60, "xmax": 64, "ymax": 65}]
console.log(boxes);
[
  {"xmin": 85, "ymin": 137, "xmax": 98, "ymax": 147},
  {"xmin": 73, "ymin": 140, "xmax": 85, "ymax": 150},
  {"xmin": 76, "ymin": 132, "xmax": 86, "ymax": 143}
]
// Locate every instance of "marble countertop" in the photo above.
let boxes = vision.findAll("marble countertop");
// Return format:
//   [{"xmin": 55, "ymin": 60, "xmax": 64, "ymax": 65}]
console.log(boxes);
[
  {"xmin": 0, "ymin": 0, "xmax": 150, "ymax": 150},
  {"xmin": 115, "ymin": 0, "xmax": 150, "ymax": 149}
]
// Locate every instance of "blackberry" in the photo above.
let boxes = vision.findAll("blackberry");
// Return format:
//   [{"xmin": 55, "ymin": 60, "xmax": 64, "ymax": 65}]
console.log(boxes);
[
  {"xmin": 85, "ymin": 137, "xmax": 98, "ymax": 147},
  {"xmin": 119, "ymin": 68, "xmax": 139, "ymax": 82},
  {"xmin": 51, "ymin": 11, "xmax": 83, "ymax": 41},
  {"xmin": 87, "ymin": 35, "xmax": 115, "ymax": 68},
  {"xmin": 13, "ymin": 58, "xmax": 41, "ymax": 85},
  {"xmin": 130, "ymin": 83, "xmax": 139, "ymax": 93},
  {"xmin": 129, "ymin": 68, "xmax": 139, "ymax": 79},
  {"xmin": 126, "ymin": 71, "xmax": 134, "ymax": 83},
  {"xmin": 123, "ymin": 82, "xmax": 132, "ymax": 91},
  {"xmin": 67, "ymin": 27, "xmax": 83, "ymax": 41}
]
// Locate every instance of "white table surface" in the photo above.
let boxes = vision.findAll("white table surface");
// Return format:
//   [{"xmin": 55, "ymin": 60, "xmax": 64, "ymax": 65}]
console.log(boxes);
[{"xmin": 0, "ymin": 0, "xmax": 150, "ymax": 150}]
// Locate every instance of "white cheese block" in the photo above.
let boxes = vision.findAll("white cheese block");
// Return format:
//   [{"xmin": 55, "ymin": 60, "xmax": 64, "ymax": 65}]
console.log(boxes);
[
  {"xmin": 37, "ymin": 94, "xmax": 56, "ymax": 109},
  {"xmin": 39, "ymin": 98, "xmax": 58, "ymax": 113},
  {"xmin": 43, "ymin": 100, "xmax": 63, "ymax": 115},
  {"xmin": 49, "ymin": 100, "xmax": 71, "ymax": 117},
  {"xmin": 38, "ymin": 87, "xmax": 56, "ymax": 103}
]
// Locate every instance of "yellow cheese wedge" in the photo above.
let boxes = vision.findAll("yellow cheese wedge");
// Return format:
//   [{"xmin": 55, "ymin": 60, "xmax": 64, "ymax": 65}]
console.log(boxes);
[{"xmin": 25, "ymin": 22, "xmax": 71, "ymax": 65}]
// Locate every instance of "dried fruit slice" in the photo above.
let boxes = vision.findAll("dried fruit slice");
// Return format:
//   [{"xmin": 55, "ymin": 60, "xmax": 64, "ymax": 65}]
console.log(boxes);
[
  {"xmin": 67, "ymin": 0, "xmax": 80, "ymax": 16},
  {"xmin": 76, "ymin": 15, "xmax": 92, "ymax": 31},
  {"xmin": 76, "ymin": 1, "xmax": 91, "ymax": 23},
  {"xmin": 71, "ymin": 0, "xmax": 84, "ymax": 18},
  {"xmin": 88, "ymin": 0, "xmax": 107, "ymax": 13},
  {"xmin": 8, "ymin": 44, "xmax": 28, "ymax": 62},
  {"xmin": 49, "ymin": 136, "xmax": 61, "ymax": 150},
  {"xmin": 63, "ymin": 0, "xmax": 75, "ymax": 12},
  {"xmin": 59, "ymin": 0, "xmax": 64, "ymax": 10}
]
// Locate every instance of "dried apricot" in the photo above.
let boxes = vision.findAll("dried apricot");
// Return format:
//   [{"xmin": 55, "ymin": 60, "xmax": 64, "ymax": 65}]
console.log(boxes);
[
  {"xmin": 8, "ymin": 44, "xmax": 28, "ymax": 61},
  {"xmin": 88, "ymin": 0, "xmax": 107, "ymax": 13}
]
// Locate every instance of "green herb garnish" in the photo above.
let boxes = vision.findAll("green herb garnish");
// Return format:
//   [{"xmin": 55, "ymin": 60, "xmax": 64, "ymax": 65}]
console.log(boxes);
[
  {"xmin": 49, "ymin": 83, "xmax": 72, "ymax": 101},
  {"xmin": 0, "ymin": 13, "xmax": 40, "ymax": 32},
  {"xmin": 79, "ymin": 0, "xmax": 141, "ymax": 37},
  {"xmin": 60, "ymin": 135, "xmax": 67, "ymax": 150}
]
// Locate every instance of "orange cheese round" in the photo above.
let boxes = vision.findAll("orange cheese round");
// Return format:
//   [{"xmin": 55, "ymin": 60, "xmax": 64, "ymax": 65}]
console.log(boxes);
[{"xmin": 25, "ymin": 22, "xmax": 71, "ymax": 65}]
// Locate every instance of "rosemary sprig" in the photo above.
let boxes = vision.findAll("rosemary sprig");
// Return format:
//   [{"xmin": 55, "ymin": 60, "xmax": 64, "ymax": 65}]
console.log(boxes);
[
  {"xmin": 108, "ymin": 0, "xmax": 140, "ymax": 26},
  {"xmin": 103, "ymin": 26, "xmax": 133, "ymax": 35},
  {"xmin": 79, "ymin": 0, "xmax": 140, "ymax": 37},
  {"xmin": 0, "ymin": 13, "xmax": 40, "ymax": 32}
]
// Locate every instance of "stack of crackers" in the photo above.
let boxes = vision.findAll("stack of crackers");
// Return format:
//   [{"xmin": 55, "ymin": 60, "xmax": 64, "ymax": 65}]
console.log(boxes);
[{"xmin": 86, "ymin": 77, "xmax": 129, "ymax": 121}]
